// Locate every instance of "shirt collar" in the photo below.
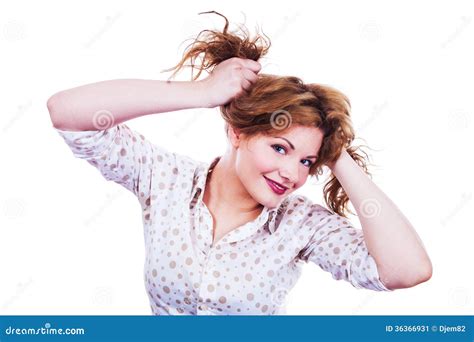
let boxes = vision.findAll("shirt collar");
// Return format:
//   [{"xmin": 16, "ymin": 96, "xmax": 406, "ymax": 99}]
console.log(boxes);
[
  {"xmin": 189, "ymin": 156, "xmax": 280, "ymax": 232},
  {"xmin": 190, "ymin": 156, "xmax": 221, "ymax": 204}
]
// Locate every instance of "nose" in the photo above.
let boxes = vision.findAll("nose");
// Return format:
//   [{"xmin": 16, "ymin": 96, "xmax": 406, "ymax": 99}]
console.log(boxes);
[{"xmin": 279, "ymin": 162, "xmax": 299, "ymax": 187}]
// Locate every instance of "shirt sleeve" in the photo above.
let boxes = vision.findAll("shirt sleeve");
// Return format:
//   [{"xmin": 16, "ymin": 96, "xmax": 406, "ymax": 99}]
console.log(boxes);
[
  {"xmin": 54, "ymin": 123, "xmax": 173, "ymax": 208},
  {"xmin": 298, "ymin": 204, "xmax": 393, "ymax": 292}
]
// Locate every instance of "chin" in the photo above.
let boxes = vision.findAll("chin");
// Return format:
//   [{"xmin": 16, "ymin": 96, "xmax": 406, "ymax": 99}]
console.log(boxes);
[{"xmin": 257, "ymin": 193, "xmax": 289, "ymax": 209}]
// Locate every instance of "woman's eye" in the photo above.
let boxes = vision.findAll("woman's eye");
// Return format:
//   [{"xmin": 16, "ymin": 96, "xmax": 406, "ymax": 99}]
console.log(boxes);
[
  {"xmin": 272, "ymin": 144, "xmax": 313, "ymax": 168},
  {"xmin": 272, "ymin": 144, "xmax": 286, "ymax": 154}
]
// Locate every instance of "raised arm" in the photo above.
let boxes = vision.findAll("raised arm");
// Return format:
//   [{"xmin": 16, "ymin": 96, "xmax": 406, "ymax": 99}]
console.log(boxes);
[
  {"xmin": 327, "ymin": 149, "xmax": 433, "ymax": 289},
  {"xmin": 46, "ymin": 79, "xmax": 209, "ymax": 131},
  {"xmin": 46, "ymin": 58, "xmax": 262, "ymax": 131}
]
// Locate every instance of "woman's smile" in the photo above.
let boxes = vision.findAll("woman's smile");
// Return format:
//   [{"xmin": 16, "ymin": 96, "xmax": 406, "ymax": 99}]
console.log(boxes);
[{"xmin": 263, "ymin": 176, "xmax": 288, "ymax": 195}]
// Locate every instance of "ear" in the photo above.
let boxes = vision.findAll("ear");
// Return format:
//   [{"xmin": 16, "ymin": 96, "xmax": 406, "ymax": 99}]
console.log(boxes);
[{"xmin": 228, "ymin": 125, "xmax": 243, "ymax": 148}]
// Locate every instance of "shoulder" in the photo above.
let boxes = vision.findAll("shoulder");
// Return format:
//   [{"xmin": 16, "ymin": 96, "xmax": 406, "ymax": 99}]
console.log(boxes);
[
  {"xmin": 270, "ymin": 194, "xmax": 334, "ymax": 234},
  {"xmin": 278, "ymin": 194, "xmax": 333, "ymax": 218}
]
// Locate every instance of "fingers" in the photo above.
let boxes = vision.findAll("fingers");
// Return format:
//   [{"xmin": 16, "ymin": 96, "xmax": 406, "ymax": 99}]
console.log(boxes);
[
  {"xmin": 234, "ymin": 57, "xmax": 261, "ymax": 73},
  {"xmin": 244, "ymin": 59, "xmax": 262, "ymax": 73},
  {"xmin": 229, "ymin": 57, "xmax": 261, "ymax": 95},
  {"xmin": 240, "ymin": 77, "xmax": 252, "ymax": 91},
  {"xmin": 241, "ymin": 68, "xmax": 259, "ymax": 84}
]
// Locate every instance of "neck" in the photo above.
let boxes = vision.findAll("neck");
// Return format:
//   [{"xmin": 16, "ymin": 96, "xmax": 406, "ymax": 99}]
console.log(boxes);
[{"xmin": 207, "ymin": 154, "xmax": 263, "ymax": 215}]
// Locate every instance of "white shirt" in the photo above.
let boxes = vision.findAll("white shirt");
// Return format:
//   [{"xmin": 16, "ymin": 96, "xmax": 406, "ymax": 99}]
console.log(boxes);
[{"xmin": 55, "ymin": 123, "xmax": 393, "ymax": 315}]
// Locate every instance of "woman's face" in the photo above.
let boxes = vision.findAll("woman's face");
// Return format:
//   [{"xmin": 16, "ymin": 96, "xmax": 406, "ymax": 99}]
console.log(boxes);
[{"xmin": 230, "ymin": 125, "xmax": 324, "ymax": 208}]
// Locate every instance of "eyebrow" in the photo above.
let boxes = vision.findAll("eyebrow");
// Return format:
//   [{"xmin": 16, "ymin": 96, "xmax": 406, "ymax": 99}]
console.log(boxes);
[{"xmin": 275, "ymin": 137, "xmax": 318, "ymax": 159}]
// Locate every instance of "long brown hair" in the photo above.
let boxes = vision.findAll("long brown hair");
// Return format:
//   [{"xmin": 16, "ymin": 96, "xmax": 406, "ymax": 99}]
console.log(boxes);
[{"xmin": 163, "ymin": 11, "xmax": 374, "ymax": 218}]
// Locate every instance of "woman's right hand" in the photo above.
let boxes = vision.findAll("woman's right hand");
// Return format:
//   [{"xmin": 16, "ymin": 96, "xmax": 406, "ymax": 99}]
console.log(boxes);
[{"xmin": 199, "ymin": 57, "xmax": 261, "ymax": 108}]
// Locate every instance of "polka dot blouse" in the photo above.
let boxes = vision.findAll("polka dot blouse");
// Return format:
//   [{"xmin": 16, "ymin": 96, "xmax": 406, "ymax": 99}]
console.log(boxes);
[{"xmin": 55, "ymin": 123, "xmax": 393, "ymax": 315}]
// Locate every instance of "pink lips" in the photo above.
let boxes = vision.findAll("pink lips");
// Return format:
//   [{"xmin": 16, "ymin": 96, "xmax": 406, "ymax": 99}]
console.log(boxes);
[{"xmin": 264, "ymin": 176, "xmax": 287, "ymax": 195}]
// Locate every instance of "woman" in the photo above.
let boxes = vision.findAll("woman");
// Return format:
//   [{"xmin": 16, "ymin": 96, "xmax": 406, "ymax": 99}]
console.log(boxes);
[{"xmin": 47, "ymin": 11, "xmax": 432, "ymax": 315}]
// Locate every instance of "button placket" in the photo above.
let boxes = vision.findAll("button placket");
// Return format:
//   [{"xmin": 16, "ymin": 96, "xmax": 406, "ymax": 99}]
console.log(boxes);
[
  {"xmin": 218, "ymin": 208, "xmax": 272, "ymax": 245},
  {"xmin": 195, "ymin": 231, "xmax": 217, "ymax": 315},
  {"xmin": 195, "ymin": 203, "xmax": 211, "ymax": 255},
  {"xmin": 197, "ymin": 200, "xmax": 216, "ymax": 253},
  {"xmin": 201, "ymin": 249, "xmax": 218, "ymax": 311}
]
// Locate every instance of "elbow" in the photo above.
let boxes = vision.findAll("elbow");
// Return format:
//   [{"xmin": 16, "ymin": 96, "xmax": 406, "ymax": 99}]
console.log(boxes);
[
  {"xmin": 414, "ymin": 260, "xmax": 433, "ymax": 285},
  {"xmin": 47, "ymin": 92, "xmax": 66, "ymax": 129},
  {"xmin": 403, "ymin": 260, "xmax": 433, "ymax": 289},
  {"xmin": 378, "ymin": 259, "xmax": 433, "ymax": 290},
  {"xmin": 46, "ymin": 92, "xmax": 60, "ymax": 113}
]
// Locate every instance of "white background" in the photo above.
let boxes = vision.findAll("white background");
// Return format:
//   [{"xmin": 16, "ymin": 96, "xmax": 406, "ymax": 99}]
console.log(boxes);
[{"xmin": 0, "ymin": 0, "xmax": 473, "ymax": 315}]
